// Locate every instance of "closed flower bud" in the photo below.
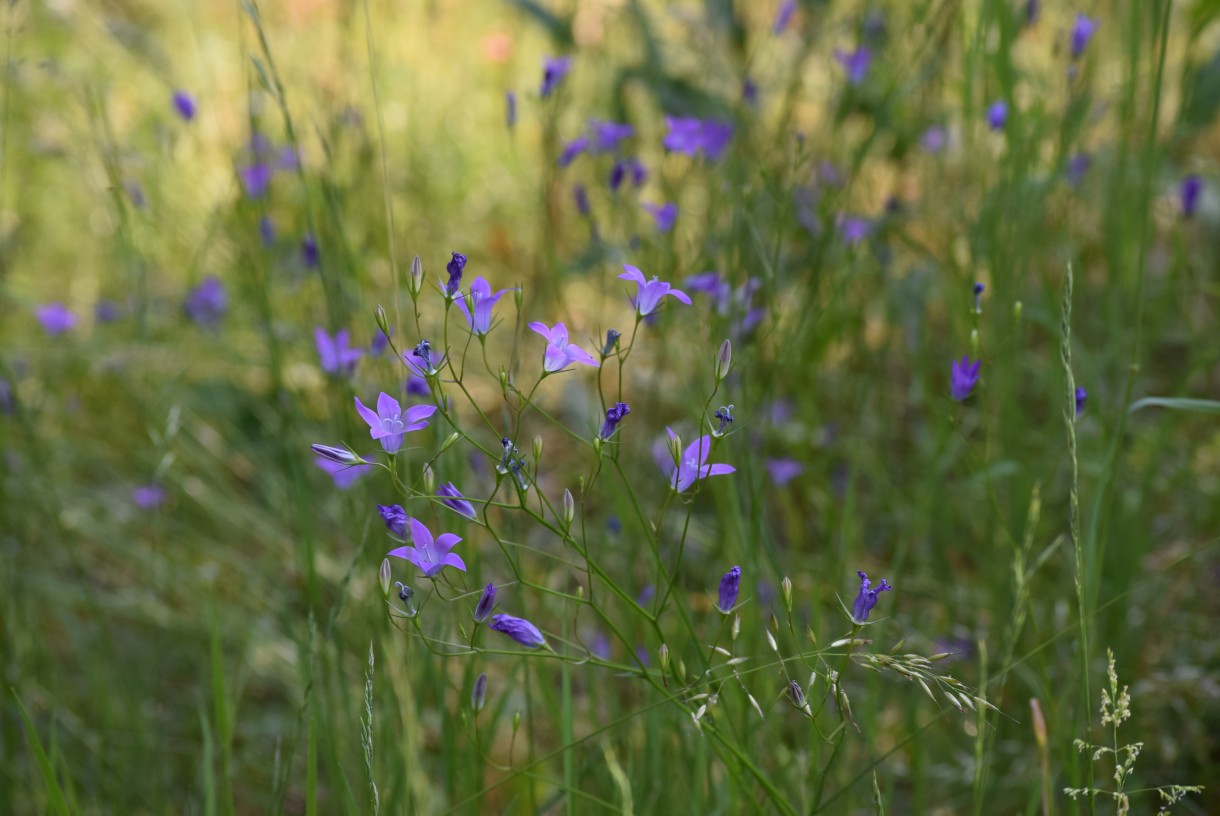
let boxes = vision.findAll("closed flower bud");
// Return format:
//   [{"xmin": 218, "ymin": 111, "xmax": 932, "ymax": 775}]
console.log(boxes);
[
  {"xmin": 422, "ymin": 463, "xmax": 435, "ymax": 494},
  {"xmin": 715, "ymin": 339, "xmax": 732, "ymax": 381},
  {"xmin": 716, "ymin": 566, "xmax": 741, "ymax": 614},
  {"xmin": 311, "ymin": 444, "xmax": 365, "ymax": 466},
  {"xmin": 512, "ymin": 710, "xmax": 522, "ymax": 734},
  {"xmin": 533, "ymin": 434, "xmax": 544, "ymax": 464},
  {"xmin": 471, "ymin": 672, "xmax": 488, "ymax": 712},
  {"xmin": 787, "ymin": 679, "xmax": 807, "ymax": 709},
  {"xmin": 970, "ymin": 328, "xmax": 979, "ymax": 356},
  {"xmin": 676, "ymin": 658, "xmax": 687, "ymax": 682},
  {"xmin": 780, "ymin": 576, "xmax": 793, "ymax": 613},
  {"xmin": 440, "ymin": 432, "xmax": 460, "ymax": 454},
  {"xmin": 667, "ymin": 433, "xmax": 683, "ymax": 468},
  {"xmin": 375, "ymin": 305, "xmax": 390, "ymax": 338},
  {"xmin": 379, "ymin": 558, "xmax": 392, "ymax": 597},
  {"xmin": 1014, "ymin": 300, "xmax": 1023, "ymax": 322},
  {"xmin": 474, "ymin": 583, "xmax": 496, "ymax": 623},
  {"xmin": 409, "ymin": 255, "xmax": 424, "ymax": 297},
  {"xmin": 562, "ymin": 488, "xmax": 575, "ymax": 527},
  {"xmin": 731, "ymin": 613, "xmax": 741, "ymax": 641},
  {"xmin": 658, "ymin": 643, "xmax": 670, "ymax": 675}
]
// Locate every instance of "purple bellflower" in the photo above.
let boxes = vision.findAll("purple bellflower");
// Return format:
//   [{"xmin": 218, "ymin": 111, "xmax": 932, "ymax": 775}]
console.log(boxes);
[
  {"xmin": 378, "ymin": 504, "xmax": 409, "ymax": 537},
  {"xmin": 489, "ymin": 613, "xmax": 547, "ymax": 648},
  {"xmin": 474, "ymin": 583, "xmax": 497, "ymax": 623},
  {"xmin": 665, "ymin": 430, "xmax": 736, "ymax": 492},
  {"xmin": 354, "ymin": 392, "xmax": 437, "ymax": 454},
  {"xmin": 405, "ymin": 375, "xmax": 429, "ymax": 396},
  {"xmin": 35, "ymin": 303, "xmax": 77, "ymax": 335},
  {"xmin": 835, "ymin": 47, "xmax": 872, "ymax": 85},
  {"xmin": 528, "ymin": 322, "xmax": 600, "ymax": 372},
  {"xmin": 95, "ymin": 300, "xmax": 122, "ymax": 323},
  {"xmin": 716, "ymin": 566, "xmax": 741, "ymax": 614},
  {"xmin": 558, "ymin": 136, "xmax": 589, "ymax": 167},
  {"xmin": 987, "ymin": 100, "xmax": 1009, "ymax": 131},
  {"xmin": 852, "ymin": 570, "xmax": 894, "ymax": 622},
  {"xmin": 610, "ymin": 158, "xmax": 647, "ymax": 191},
  {"xmin": 642, "ymin": 202, "xmax": 678, "ymax": 233},
  {"xmin": 1070, "ymin": 14, "xmax": 1098, "ymax": 59},
  {"xmin": 314, "ymin": 456, "xmax": 371, "ymax": 489},
  {"xmin": 540, "ymin": 56, "xmax": 572, "ymax": 98},
  {"xmin": 132, "ymin": 484, "xmax": 167, "ymax": 509},
  {"xmin": 590, "ymin": 120, "xmax": 634, "ymax": 153},
  {"xmin": 599, "ymin": 402, "xmax": 630, "ymax": 440},
  {"xmin": 1075, "ymin": 386, "xmax": 1087, "ymax": 417},
  {"xmin": 370, "ymin": 328, "xmax": 391, "ymax": 356},
  {"xmin": 456, "ymin": 277, "xmax": 512, "ymax": 336},
  {"xmin": 172, "ymin": 91, "xmax": 196, "ymax": 121},
  {"xmin": 662, "ymin": 117, "xmax": 734, "ymax": 160},
  {"xmin": 438, "ymin": 482, "xmax": 478, "ymax": 519},
  {"xmin": 1181, "ymin": 174, "xmax": 1203, "ymax": 218},
  {"xmin": 240, "ymin": 164, "xmax": 273, "ymax": 198},
  {"xmin": 950, "ymin": 355, "xmax": 982, "ymax": 401},
  {"xmin": 445, "ymin": 252, "xmax": 467, "ymax": 299},
  {"xmin": 184, "ymin": 276, "xmax": 227, "ymax": 327},
  {"xmin": 302, "ymin": 233, "xmax": 319, "ymax": 267},
  {"xmin": 765, "ymin": 457, "xmax": 804, "ymax": 487},
  {"xmin": 921, "ymin": 125, "xmax": 948, "ymax": 154},
  {"xmin": 773, "ymin": 0, "xmax": 796, "ymax": 34},
  {"xmin": 838, "ymin": 215, "xmax": 873, "ymax": 246},
  {"xmin": 619, "ymin": 264, "xmax": 692, "ymax": 316},
  {"xmin": 573, "ymin": 183, "xmax": 591, "ymax": 216},
  {"xmin": 387, "ymin": 516, "xmax": 466, "ymax": 577},
  {"xmin": 315, "ymin": 328, "xmax": 363, "ymax": 376}
]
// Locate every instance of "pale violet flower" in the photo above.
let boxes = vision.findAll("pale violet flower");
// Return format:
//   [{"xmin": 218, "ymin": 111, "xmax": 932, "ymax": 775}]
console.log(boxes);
[
  {"xmin": 354, "ymin": 392, "xmax": 436, "ymax": 454},
  {"xmin": 456, "ymin": 277, "xmax": 513, "ymax": 336},
  {"xmin": 663, "ymin": 429, "xmax": 735, "ymax": 492},
  {"xmin": 387, "ymin": 517, "xmax": 466, "ymax": 577},
  {"xmin": 618, "ymin": 264, "xmax": 692, "ymax": 317},
  {"xmin": 528, "ymin": 322, "xmax": 600, "ymax": 373}
]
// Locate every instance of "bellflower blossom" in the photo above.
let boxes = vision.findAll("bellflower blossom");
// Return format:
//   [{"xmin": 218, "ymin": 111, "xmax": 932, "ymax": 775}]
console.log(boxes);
[
  {"xmin": 387, "ymin": 517, "xmax": 466, "ymax": 577},
  {"xmin": 1070, "ymin": 14, "xmax": 1098, "ymax": 59},
  {"xmin": 590, "ymin": 120, "xmax": 634, "ymax": 153},
  {"xmin": 609, "ymin": 158, "xmax": 647, "ymax": 191},
  {"xmin": 765, "ymin": 458, "xmax": 804, "ymax": 487},
  {"xmin": 240, "ymin": 164, "xmax": 273, "ymax": 198},
  {"xmin": 619, "ymin": 264, "xmax": 692, "ymax": 316},
  {"xmin": 987, "ymin": 100, "xmax": 1009, "ymax": 131},
  {"xmin": 437, "ymin": 482, "xmax": 478, "ymax": 519},
  {"xmin": 716, "ymin": 566, "xmax": 741, "ymax": 614},
  {"xmin": 642, "ymin": 202, "xmax": 678, "ymax": 233},
  {"xmin": 456, "ymin": 277, "xmax": 512, "ymax": 336},
  {"xmin": 35, "ymin": 303, "xmax": 77, "ymax": 335},
  {"xmin": 599, "ymin": 402, "xmax": 630, "ymax": 440},
  {"xmin": 558, "ymin": 136, "xmax": 589, "ymax": 167},
  {"xmin": 851, "ymin": 570, "xmax": 893, "ymax": 622},
  {"xmin": 172, "ymin": 91, "xmax": 196, "ymax": 121},
  {"xmin": 540, "ymin": 56, "xmax": 572, "ymax": 98},
  {"xmin": 835, "ymin": 47, "xmax": 872, "ymax": 85},
  {"xmin": 1181, "ymin": 175, "xmax": 1203, "ymax": 218},
  {"xmin": 528, "ymin": 322, "xmax": 600, "ymax": 372},
  {"xmin": 302, "ymin": 233, "xmax": 319, "ymax": 267},
  {"xmin": 132, "ymin": 485, "xmax": 167, "ymax": 510},
  {"xmin": 489, "ymin": 613, "xmax": 547, "ymax": 648},
  {"xmin": 950, "ymin": 356, "xmax": 982, "ymax": 401},
  {"xmin": 1075, "ymin": 386, "xmax": 1087, "ymax": 417},
  {"xmin": 662, "ymin": 117, "xmax": 734, "ymax": 160},
  {"xmin": 355, "ymin": 392, "xmax": 437, "ymax": 454},
  {"xmin": 315, "ymin": 328, "xmax": 363, "ymax": 376},
  {"xmin": 445, "ymin": 252, "xmax": 466, "ymax": 299},
  {"xmin": 773, "ymin": 0, "xmax": 796, "ymax": 34},
  {"xmin": 184, "ymin": 277, "xmax": 227, "ymax": 326},
  {"xmin": 665, "ymin": 429, "xmax": 736, "ymax": 492},
  {"xmin": 921, "ymin": 125, "xmax": 947, "ymax": 154},
  {"xmin": 377, "ymin": 504, "xmax": 409, "ymax": 538}
]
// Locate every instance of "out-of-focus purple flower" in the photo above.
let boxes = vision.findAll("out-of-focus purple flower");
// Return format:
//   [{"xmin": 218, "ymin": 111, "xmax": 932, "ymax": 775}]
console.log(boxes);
[
  {"xmin": 301, "ymin": 233, "xmax": 319, "ymax": 267},
  {"xmin": 1181, "ymin": 174, "xmax": 1203, "ymax": 218},
  {"xmin": 405, "ymin": 375, "xmax": 430, "ymax": 397},
  {"xmin": 445, "ymin": 252, "xmax": 467, "ymax": 299},
  {"xmin": 950, "ymin": 355, "xmax": 982, "ymax": 401},
  {"xmin": 240, "ymin": 164, "xmax": 273, "ymax": 198},
  {"xmin": 437, "ymin": 482, "xmax": 478, "ymax": 519},
  {"xmin": 259, "ymin": 215, "xmax": 276, "ymax": 246},
  {"xmin": 132, "ymin": 484, "xmax": 167, "ymax": 509},
  {"xmin": 1075, "ymin": 386, "xmax": 1087, "ymax": 417},
  {"xmin": 404, "ymin": 339, "xmax": 447, "ymax": 377},
  {"xmin": 557, "ymin": 136, "xmax": 589, "ymax": 168},
  {"xmin": 94, "ymin": 300, "xmax": 122, "ymax": 323},
  {"xmin": 684, "ymin": 271, "xmax": 732, "ymax": 309},
  {"xmin": 838, "ymin": 215, "xmax": 873, "ymax": 246},
  {"xmin": 277, "ymin": 146, "xmax": 299, "ymax": 172},
  {"xmin": 125, "ymin": 182, "xmax": 146, "ymax": 208},
  {"xmin": 370, "ymin": 329, "xmax": 391, "ymax": 356},
  {"xmin": 973, "ymin": 282, "xmax": 985, "ymax": 313},
  {"xmin": 184, "ymin": 276, "xmax": 227, "ymax": 327},
  {"xmin": 506, "ymin": 91, "xmax": 517, "ymax": 128},
  {"xmin": 851, "ymin": 570, "xmax": 893, "ymax": 622},
  {"xmin": 921, "ymin": 125, "xmax": 947, "ymax": 154},
  {"xmin": 474, "ymin": 583, "xmax": 497, "ymax": 623},
  {"xmin": 528, "ymin": 322, "xmax": 600, "ymax": 372},
  {"xmin": 773, "ymin": 0, "xmax": 796, "ymax": 34},
  {"xmin": 716, "ymin": 566, "xmax": 741, "ymax": 614},
  {"xmin": 540, "ymin": 56, "xmax": 572, "ymax": 98},
  {"xmin": 1066, "ymin": 152, "xmax": 1090, "ymax": 186},
  {"xmin": 378, "ymin": 503, "xmax": 409, "ymax": 537},
  {"xmin": 590, "ymin": 120, "xmax": 634, "ymax": 153},
  {"xmin": 35, "ymin": 303, "xmax": 77, "ymax": 335},
  {"xmin": 619, "ymin": 264, "xmax": 692, "ymax": 316},
  {"xmin": 835, "ymin": 47, "xmax": 872, "ymax": 85},
  {"xmin": 0, "ymin": 379, "xmax": 15, "ymax": 415},
  {"xmin": 664, "ymin": 429, "xmax": 736, "ymax": 492},
  {"xmin": 489, "ymin": 613, "xmax": 547, "ymax": 648},
  {"xmin": 599, "ymin": 402, "xmax": 630, "ymax": 440},
  {"xmin": 987, "ymin": 100, "xmax": 1008, "ymax": 131},
  {"xmin": 311, "ymin": 444, "xmax": 364, "ymax": 466},
  {"xmin": 609, "ymin": 158, "xmax": 647, "ymax": 191},
  {"xmin": 662, "ymin": 117, "xmax": 734, "ymax": 160},
  {"xmin": 388, "ymin": 516, "xmax": 467, "ymax": 576},
  {"xmin": 1025, "ymin": 0, "xmax": 1040, "ymax": 25},
  {"xmin": 456, "ymin": 276, "xmax": 512, "ymax": 336},
  {"xmin": 354, "ymin": 392, "xmax": 437, "ymax": 454},
  {"xmin": 573, "ymin": 183, "xmax": 591, "ymax": 216},
  {"xmin": 641, "ymin": 202, "xmax": 677, "ymax": 233},
  {"xmin": 742, "ymin": 77, "xmax": 759, "ymax": 106},
  {"xmin": 314, "ymin": 456, "xmax": 372, "ymax": 489},
  {"xmin": 1070, "ymin": 14, "xmax": 1098, "ymax": 59},
  {"xmin": 765, "ymin": 458, "xmax": 804, "ymax": 487},
  {"xmin": 172, "ymin": 91, "xmax": 196, "ymax": 121},
  {"xmin": 315, "ymin": 328, "xmax": 363, "ymax": 376}
]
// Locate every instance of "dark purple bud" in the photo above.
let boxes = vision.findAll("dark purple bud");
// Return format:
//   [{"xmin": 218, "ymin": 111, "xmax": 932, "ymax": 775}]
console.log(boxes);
[
  {"xmin": 311, "ymin": 443, "xmax": 362, "ymax": 466},
  {"xmin": 573, "ymin": 183, "xmax": 590, "ymax": 217},
  {"xmin": 987, "ymin": 100, "xmax": 1008, "ymax": 131},
  {"xmin": 1074, "ymin": 386, "xmax": 1087, "ymax": 418},
  {"xmin": 377, "ymin": 503, "xmax": 409, "ymax": 538},
  {"xmin": 301, "ymin": 233, "xmax": 319, "ymax": 267},
  {"xmin": 1070, "ymin": 14, "xmax": 1098, "ymax": 59},
  {"xmin": 717, "ymin": 566, "xmax": 741, "ymax": 614},
  {"xmin": 851, "ymin": 570, "xmax": 893, "ymax": 622},
  {"xmin": 471, "ymin": 672, "xmax": 488, "ymax": 712},
  {"xmin": 489, "ymin": 613, "xmax": 547, "ymax": 648},
  {"xmin": 259, "ymin": 215, "xmax": 276, "ymax": 246},
  {"xmin": 973, "ymin": 282, "xmax": 985, "ymax": 313},
  {"xmin": 602, "ymin": 329, "xmax": 621, "ymax": 356},
  {"xmin": 599, "ymin": 402, "xmax": 630, "ymax": 440},
  {"xmin": 1024, "ymin": 0, "xmax": 1040, "ymax": 26},
  {"xmin": 1181, "ymin": 175, "xmax": 1203, "ymax": 218},
  {"xmin": 445, "ymin": 252, "xmax": 466, "ymax": 298},
  {"xmin": 172, "ymin": 91, "xmax": 196, "ymax": 121},
  {"xmin": 474, "ymin": 583, "xmax": 497, "ymax": 623},
  {"xmin": 787, "ymin": 679, "xmax": 807, "ymax": 708}
]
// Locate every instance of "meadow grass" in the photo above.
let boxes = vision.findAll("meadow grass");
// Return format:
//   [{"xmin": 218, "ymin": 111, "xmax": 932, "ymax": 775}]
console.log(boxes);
[{"xmin": 2, "ymin": 0, "xmax": 1218, "ymax": 813}]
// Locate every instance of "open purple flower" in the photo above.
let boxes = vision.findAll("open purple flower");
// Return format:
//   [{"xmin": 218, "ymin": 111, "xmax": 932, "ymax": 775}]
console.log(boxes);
[
  {"xmin": 377, "ymin": 503, "xmax": 408, "ymax": 537},
  {"xmin": 557, "ymin": 136, "xmax": 589, "ymax": 167},
  {"xmin": 456, "ymin": 277, "xmax": 512, "ymax": 336},
  {"xmin": 642, "ymin": 202, "xmax": 678, "ymax": 233},
  {"xmin": 838, "ymin": 215, "xmax": 873, "ymax": 246},
  {"xmin": 184, "ymin": 277, "xmax": 227, "ymax": 327},
  {"xmin": 835, "ymin": 47, "xmax": 872, "ymax": 85},
  {"xmin": 987, "ymin": 100, "xmax": 1009, "ymax": 131},
  {"xmin": 540, "ymin": 56, "xmax": 572, "ymax": 98},
  {"xmin": 662, "ymin": 117, "xmax": 734, "ymax": 160},
  {"xmin": 950, "ymin": 355, "xmax": 982, "ymax": 401},
  {"xmin": 716, "ymin": 566, "xmax": 741, "ymax": 614},
  {"xmin": 765, "ymin": 458, "xmax": 804, "ymax": 487},
  {"xmin": 489, "ymin": 613, "xmax": 547, "ymax": 648},
  {"xmin": 355, "ymin": 392, "xmax": 437, "ymax": 454},
  {"xmin": 437, "ymin": 482, "xmax": 478, "ymax": 519},
  {"xmin": 240, "ymin": 164, "xmax": 273, "ymax": 198},
  {"xmin": 172, "ymin": 91, "xmax": 196, "ymax": 121},
  {"xmin": 1070, "ymin": 14, "xmax": 1098, "ymax": 59},
  {"xmin": 35, "ymin": 303, "xmax": 77, "ymax": 335},
  {"xmin": 851, "ymin": 570, "xmax": 893, "ymax": 622},
  {"xmin": 387, "ymin": 517, "xmax": 466, "ymax": 577},
  {"xmin": 314, "ymin": 456, "xmax": 371, "ymax": 489},
  {"xmin": 599, "ymin": 402, "xmax": 630, "ymax": 440},
  {"xmin": 618, "ymin": 264, "xmax": 692, "ymax": 316},
  {"xmin": 664, "ymin": 429, "xmax": 736, "ymax": 492},
  {"xmin": 590, "ymin": 120, "xmax": 634, "ymax": 153},
  {"xmin": 315, "ymin": 328, "xmax": 363, "ymax": 376},
  {"xmin": 528, "ymin": 322, "xmax": 600, "ymax": 372}
]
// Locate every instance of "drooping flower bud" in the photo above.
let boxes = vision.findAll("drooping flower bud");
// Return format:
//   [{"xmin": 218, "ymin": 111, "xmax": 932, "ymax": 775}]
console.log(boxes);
[
  {"xmin": 716, "ymin": 566, "xmax": 741, "ymax": 614},
  {"xmin": 474, "ymin": 583, "xmax": 497, "ymax": 623},
  {"xmin": 471, "ymin": 673, "xmax": 488, "ymax": 712},
  {"xmin": 780, "ymin": 576, "xmax": 793, "ymax": 614}
]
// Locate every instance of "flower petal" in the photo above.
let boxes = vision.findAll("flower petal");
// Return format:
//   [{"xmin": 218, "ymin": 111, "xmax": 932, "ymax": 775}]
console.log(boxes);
[
  {"xmin": 376, "ymin": 391, "xmax": 402, "ymax": 419},
  {"xmin": 354, "ymin": 397, "xmax": 381, "ymax": 431},
  {"xmin": 618, "ymin": 264, "xmax": 646, "ymax": 284},
  {"xmin": 406, "ymin": 517, "xmax": 432, "ymax": 549}
]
